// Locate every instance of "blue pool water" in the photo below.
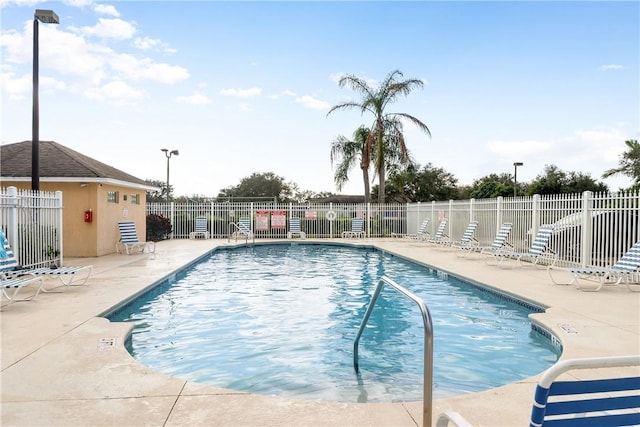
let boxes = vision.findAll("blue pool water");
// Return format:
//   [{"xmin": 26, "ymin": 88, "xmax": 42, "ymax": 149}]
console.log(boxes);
[{"xmin": 108, "ymin": 243, "xmax": 560, "ymax": 403}]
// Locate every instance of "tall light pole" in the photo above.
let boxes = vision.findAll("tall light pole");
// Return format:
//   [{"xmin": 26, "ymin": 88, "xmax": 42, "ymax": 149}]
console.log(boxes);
[
  {"xmin": 513, "ymin": 162, "xmax": 524, "ymax": 197},
  {"xmin": 161, "ymin": 149, "xmax": 179, "ymax": 201},
  {"xmin": 32, "ymin": 9, "xmax": 59, "ymax": 192}
]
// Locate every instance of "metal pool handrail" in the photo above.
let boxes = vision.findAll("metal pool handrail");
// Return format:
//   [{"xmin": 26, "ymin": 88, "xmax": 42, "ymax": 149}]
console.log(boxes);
[{"xmin": 353, "ymin": 275, "xmax": 434, "ymax": 427}]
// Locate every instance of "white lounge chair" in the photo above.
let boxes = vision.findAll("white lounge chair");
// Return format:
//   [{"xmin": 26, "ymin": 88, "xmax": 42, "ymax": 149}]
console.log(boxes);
[
  {"xmin": 116, "ymin": 221, "xmax": 156, "ymax": 255},
  {"xmin": 287, "ymin": 217, "xmax": 306, "ymax": 239},
  {"xmin": 342, "ymin": 218, "xmax": 365, "ymax": 238},
  {"xmin": 0, "ymin": 229, "xmax": 92, "ymax": 289},
  {"xmin": 548, "ymin": 240, "xmax": 640, "ymax": 291},
  {"xmin": 488, "ymin": 224, "xmax": 557, "ymax": 268},
  {"xmin": 189, "ymin": 217, "xmax": 210, "ymax": 239}
]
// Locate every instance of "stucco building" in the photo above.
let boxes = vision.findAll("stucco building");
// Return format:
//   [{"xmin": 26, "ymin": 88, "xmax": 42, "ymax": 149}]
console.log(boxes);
[{"xmin": 0, "ymin": 141, "xmax": 157, "ymax": 257}]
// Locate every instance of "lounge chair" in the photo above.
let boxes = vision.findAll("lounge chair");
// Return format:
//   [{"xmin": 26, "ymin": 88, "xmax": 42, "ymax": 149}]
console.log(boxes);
[
  {"xmin": 392, "ymin": 218, "xmax": 430, "ymax": 240},
  {"xmin": 189, "ymin": 217, "xmax": 210, "ymax": 239},
  {"xmin": 0, "ymin": 229, "xmax": 92, "ymax": 289},
  {"xmin": 488, "ymin": 224, "xmax": 556, "ymax": 268},
  {"xmin": 287, "ymin": 217, "xmax": 306, "ymax": 239},
  {"xmin": 548, "ymin": 240, "xmax": 640, "ymax": 291},
  {"xmin": 116, "ymin": 221, "xmax": 156, "ymax": 255},
  {"xmin": 342, "ymin": 218, "xmax": 365, "ymax": 238},
  {"xmin": 441, "ymin": 221, "xmax": 479, "ymax": 248},
  {"xmin": 426, "ymin": 219, "xmax": 448, "ymax": 245},
  {"xmin": 230, "ymin": 218, "xmax": 254, "ymax": 241},
  {"xmin": 457, "ymin": 222, "xmax": 513, "ymax": 258},
  {"xmin": 436, "ymin": 355, "xmax": 640, "ymax": 427},
  {"xmin": 1, "ymin": 275, "xmax": 44, "ymax": 305}
]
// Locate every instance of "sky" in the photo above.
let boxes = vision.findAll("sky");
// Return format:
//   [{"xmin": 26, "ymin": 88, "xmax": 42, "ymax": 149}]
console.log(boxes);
[{"xmin": 1, "ymin": 0, "xmax": 638, "ymax": 198}]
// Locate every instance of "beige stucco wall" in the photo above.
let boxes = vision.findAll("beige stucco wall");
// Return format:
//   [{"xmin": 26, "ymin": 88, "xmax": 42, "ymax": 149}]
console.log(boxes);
[{"xmin": 8, "ymin": 182, "xmax": 148, "ymax": 257}]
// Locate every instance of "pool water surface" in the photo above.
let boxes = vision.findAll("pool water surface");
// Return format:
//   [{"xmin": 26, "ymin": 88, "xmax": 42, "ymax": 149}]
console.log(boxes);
[{"xmin": 108, "ymin": 243, "xmax": 560, "ymax": 403}]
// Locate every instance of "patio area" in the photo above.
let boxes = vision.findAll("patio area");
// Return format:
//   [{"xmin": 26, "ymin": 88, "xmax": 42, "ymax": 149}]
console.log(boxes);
[{"xmin": 1, "ymin": 238, "xmax": 638, "ymax": 426}]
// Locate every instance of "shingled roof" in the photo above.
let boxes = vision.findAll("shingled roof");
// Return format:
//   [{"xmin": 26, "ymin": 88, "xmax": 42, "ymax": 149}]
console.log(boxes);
[{"xmin": 1, "ymin": 141, "xmax": 155, "ymax": 189}]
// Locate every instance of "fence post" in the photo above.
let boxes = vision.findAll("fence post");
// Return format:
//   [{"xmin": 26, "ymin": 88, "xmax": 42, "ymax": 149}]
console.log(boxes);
[
  {"xmin": 531, "ymin": 194, "xmax": 541, "ymax": 235},
  {"xmin": 496, "ymin": 196, "xmax": 503, "ymax": 233},
  {"xmin": 7, "ymin": 186, "xmax": 19, "ymax": 262},
  {"xmin": 580, "ymin": 191, "xmax": 594, "ymax": 268},
  {"xmin": 56, "ymin": 190, "xmax": 63, "ymax": 262}
]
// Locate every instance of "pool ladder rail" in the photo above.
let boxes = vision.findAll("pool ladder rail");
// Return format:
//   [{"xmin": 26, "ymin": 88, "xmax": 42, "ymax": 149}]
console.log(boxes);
[
  {"xmin": 353, "ymin": 275, "xmax": 434, "ymax": 427},
  {"xmin": 227, "ymin": 222, "xmax": 255, "ymax": 245}
]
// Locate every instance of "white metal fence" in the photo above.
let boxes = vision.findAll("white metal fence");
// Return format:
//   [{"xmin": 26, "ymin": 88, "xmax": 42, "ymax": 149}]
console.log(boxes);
[
  {"xmin": 0, "ymin": 186, "xmax": 63, "ymax": 269},
  {"xmin": 149, "ymin": 191, "xmax": 640, "ymax": 269},
  {"xmin": 1, "ymin": 186, "xmax": 637, "ymax": 271}
]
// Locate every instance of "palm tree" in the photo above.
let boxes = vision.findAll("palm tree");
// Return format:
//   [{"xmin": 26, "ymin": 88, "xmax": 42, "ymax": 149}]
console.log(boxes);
[
  {"xmin": 602, "ymin": 140, "xmax": 640, "ymax": 190},
  {"xmin": 327, "ymin": 70, "xmax": 431, "ymax": 203},
  {"xmin": 330, "ymin": 125, "xmax": 372, "ymax": 204}
]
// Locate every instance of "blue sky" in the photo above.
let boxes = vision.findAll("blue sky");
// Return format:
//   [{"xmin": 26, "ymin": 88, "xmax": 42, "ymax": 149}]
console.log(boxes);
[{"xmin": 1, "ymin": 1, "xmax": 638, "ymax": 197}]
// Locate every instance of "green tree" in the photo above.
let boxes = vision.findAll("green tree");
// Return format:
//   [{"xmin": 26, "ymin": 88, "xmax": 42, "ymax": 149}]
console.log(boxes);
[
  {"xmin": 468, "ymin": 173, "xmax": 514, "ymax": 199},
  {"xmin": 374, "ymin": 163, "xmax": 459, "ymax": 202},
  {"xmin": 217, "ymin": 172, "xmax": 291, "ymax": 202},
  {"xmin": 145, "ymin": 179, "xmax": 167, "ymax": 203},
  {"xmin": 330, "ymin": 125, "xmax": 372, "ymax": 204},
  {"xmin": 602, "ymin": 139, "xmax": 640, "ymax": 190},
  {"xmin": 528, "ymin": 165, "xmax": 608, "ymax": 195},
  {"xmin": 327, "ymin": 70, "xmax": 431, "ymax": 203}
]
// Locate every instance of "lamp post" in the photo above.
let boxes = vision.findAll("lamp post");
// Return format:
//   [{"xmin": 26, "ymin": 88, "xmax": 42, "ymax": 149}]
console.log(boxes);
[
  {"xmin": 513, "ymin": 162, "xmax": 524, "ymax": 197},
  {"xmin": 32, "ymin": 9, "xmax": 59, "ymax": 192},
  {"xmin": 161, "ymin": 148, "xmax": 179, "ymax": 201}
]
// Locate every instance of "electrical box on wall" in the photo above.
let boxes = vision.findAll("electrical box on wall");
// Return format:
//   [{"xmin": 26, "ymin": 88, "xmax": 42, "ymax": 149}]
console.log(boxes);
[{"xmin": 84, "ymin": 209, "xmax": 93, "ymax": 223}]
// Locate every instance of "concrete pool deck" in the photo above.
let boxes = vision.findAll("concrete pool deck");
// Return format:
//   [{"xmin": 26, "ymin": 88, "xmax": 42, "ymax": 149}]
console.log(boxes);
[{"xmin": 1, "ymin": 238, "xmax": 639, "ymax": 426}]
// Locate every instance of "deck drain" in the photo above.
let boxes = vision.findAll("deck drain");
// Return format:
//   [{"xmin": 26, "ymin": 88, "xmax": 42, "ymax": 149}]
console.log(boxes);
[
  {"xmin": 559, "ymin": 323, "xmax": 579, "ymax": 334},
  {"xmin": 97, "ymin": 337, "xmax": 116, "ymax": 351}
]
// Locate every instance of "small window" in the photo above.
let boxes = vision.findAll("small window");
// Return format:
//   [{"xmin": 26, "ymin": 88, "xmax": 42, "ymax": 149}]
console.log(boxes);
[
  {"xmin": 107, "ymin": 191, "xmax": 119, "ymax": 203},
  {"xmin": 131, "ymin": 194, "xmax": 140, "ymax": 205}
]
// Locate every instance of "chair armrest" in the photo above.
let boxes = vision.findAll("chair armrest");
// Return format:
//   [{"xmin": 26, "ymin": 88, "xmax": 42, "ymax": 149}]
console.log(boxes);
[{"xmin": 436, "ymin": 411, "xmax": 474, "ymax": 427}]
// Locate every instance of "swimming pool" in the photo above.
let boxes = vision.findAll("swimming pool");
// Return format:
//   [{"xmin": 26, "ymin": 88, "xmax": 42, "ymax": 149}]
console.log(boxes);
[{"xmin": 108, "ymin": 243, "xmax": 560, "ymax": 403}]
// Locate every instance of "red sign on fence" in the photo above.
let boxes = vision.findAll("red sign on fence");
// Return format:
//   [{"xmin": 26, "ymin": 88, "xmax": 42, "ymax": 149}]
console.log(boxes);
[
  {"xmin": 256, "ymin": 210, "xmax": 269, "ymax": 231},
  {"xmin": 271, "ymin": 210, "xmax": 286, "ymax": 229}
]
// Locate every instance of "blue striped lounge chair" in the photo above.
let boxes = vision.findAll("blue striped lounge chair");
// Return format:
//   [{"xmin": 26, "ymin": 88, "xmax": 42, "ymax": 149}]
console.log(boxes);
[
  {"xmin": 0, "ymin": 229, "xmax": 91, "ymax": 290},
  {"xmin": 426, "ymin": 219, "xmax": 449, "ymax": 245},
  {"xmin": 457, "ymin": 222, "xmax": 513, "ymax": 258},
  {"xmin": 392, "ymin": 218, "xmax": 430, "ymax": 240},
  {"xmin": 287, "ymin": 217, "xmax": 306, "ymax": 239},
  {"xmin": 116, "ymin": 221, "xmax": 156, "ymax": 255},
  {"xmin": 488, "ymin": 224, "xmax": 556, "ymax": 268},
  {"xmin": 342, "ymin": 218, "xmax": 365, "ymax": 238},
  {"xmin": 443, "ymin": 220, "xmax": 479, "ymax": 248},
  {"xmin": 548, "ymin": 240, "xmax": 640, "ymax": 292},
  {"xmin": 189, "ymin": 217, "xmax": 210, "ymax": 239},
  {"xmin": 436, "ymin": 355, "xmax": 640, "ymax": 427}
]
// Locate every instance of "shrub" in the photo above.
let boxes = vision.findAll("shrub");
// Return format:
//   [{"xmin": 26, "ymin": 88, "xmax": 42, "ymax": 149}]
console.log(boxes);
[{"xmin": 146, "ymin": 214, "xmax": 172, "ymax": 241}]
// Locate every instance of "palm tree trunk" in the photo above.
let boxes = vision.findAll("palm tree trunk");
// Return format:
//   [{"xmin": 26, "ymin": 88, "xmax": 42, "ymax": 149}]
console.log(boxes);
[{"xmin": 361, "ymin": 166, "xmax": 370, "ymax": 205}]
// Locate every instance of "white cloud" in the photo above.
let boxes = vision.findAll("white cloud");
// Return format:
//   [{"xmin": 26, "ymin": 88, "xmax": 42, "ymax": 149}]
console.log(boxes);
[
  {"xmin": 84, "ymin": 80, "xmax": 146, "ymax": 105},
  {"xmin": 220, "ymin": 87, "xmax": 262, "ymax": 97},
  {"xmin": 81, "ymin": 18, "xmax": 136, "ymax": 40},
  {"xmin": 134, "ymin": 36, "xmax": 176, "ymax": 55},
  {"xmin": 0, "ymin": 71, "xmax": 30, "ymax": 100},
  {"xmin": 295, "ymin": 95, "xmax": 331, "ymax": 111},
  {"xmin": 176, "ymin": 92, "xmax": 212, "ymax": 105},
  {"xmin": 94, "ymin": 4, "xmax": 120, "ymax": 17},
  {"xmin": 600, "ymin": 64, "xmax": 623, "ymax": 71}
]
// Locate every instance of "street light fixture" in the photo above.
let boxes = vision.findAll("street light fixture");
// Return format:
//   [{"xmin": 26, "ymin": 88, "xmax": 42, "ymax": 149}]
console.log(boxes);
[
  {"xmin": 513, "ymin": 162, "xmax": 524, "ymax": 197},
  {"xmin": 32, "ymin": 9, "xmax": 59, "ymax": 192},
  {"xmin": 161, "ymin": 148, "xmax": 179, "ymax": 201}
]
